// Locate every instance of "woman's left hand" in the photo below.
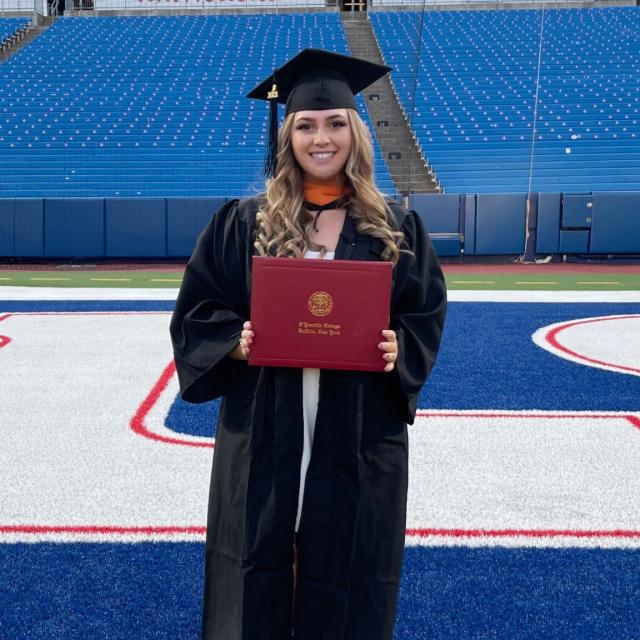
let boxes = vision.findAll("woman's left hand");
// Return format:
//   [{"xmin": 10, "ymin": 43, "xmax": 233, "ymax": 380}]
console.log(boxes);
[{"xmin": 378, "ymin": 329, "xmax": 398, "ymax": 373}]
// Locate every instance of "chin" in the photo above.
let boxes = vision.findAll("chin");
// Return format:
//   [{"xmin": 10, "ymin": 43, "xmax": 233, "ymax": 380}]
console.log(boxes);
[{"xmin": 303, "ymin": 165, "xmax": 346, "ymax": 183}]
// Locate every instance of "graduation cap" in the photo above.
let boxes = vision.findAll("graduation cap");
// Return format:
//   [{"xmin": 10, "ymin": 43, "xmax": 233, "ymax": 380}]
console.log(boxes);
[{"xmin": 247, "ymin": 49, "xmax": 391, "ymax": 178}]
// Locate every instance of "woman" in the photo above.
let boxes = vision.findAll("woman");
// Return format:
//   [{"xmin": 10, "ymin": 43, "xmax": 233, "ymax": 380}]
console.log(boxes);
[{"xmin": 170, "ymin": 49, "xmax": 447, "ymax": 640}]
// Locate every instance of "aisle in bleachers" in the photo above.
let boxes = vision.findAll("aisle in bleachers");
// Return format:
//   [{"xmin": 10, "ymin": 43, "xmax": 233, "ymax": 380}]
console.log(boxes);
[
  {"xmin": 0, "ymin": 18, "xmax": 30, "ymax": 44},
  {"xmin": 371, "ymin": 7, "xmax": 640, "ymax": 194},
  {"xmin": 0, "ymin": 15, "xmax": 394, "ymax": 197}
]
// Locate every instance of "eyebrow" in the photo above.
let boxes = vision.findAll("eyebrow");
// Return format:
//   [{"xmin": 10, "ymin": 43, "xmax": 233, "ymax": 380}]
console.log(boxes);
[{"xmin": 296, "ymin": 114, "xmax": 347, "ymax": 123}]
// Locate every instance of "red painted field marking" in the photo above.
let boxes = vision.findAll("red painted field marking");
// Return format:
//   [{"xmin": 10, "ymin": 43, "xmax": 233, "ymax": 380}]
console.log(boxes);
[
  {"xmin": 545, "ymin": 314, "xmax": 640, "ymax": 375},
  {"xmin": 2, "ymin": 523, "xmax": 638, "ymax": 541},
  {"xmin": 129, "ymin": 360, "xmax": 213, "ymax": 449},
  {"xmin": 627, "ymin": 415, "xmax": 640, "ymax": 431},
  {"xmin": 416, "ymin": 409, "xmax": 640, "ymax": 433},
  {"xmin": 0, "ymin": 524, "xmax": 206, "ymax": 536},
  {"xmin": 406, "ymin": 527, "xmax": 640, "ymax": 540},
  {"xmin": 0, "ymin": 312, "xmax": 12, "ymax": 349}
]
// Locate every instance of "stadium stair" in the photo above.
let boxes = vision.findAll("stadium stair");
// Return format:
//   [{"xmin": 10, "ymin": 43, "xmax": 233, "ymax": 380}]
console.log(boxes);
[
  {"xmin": 341, "ymin": 13, "xmax": 439, "ymax": 195},
  {"xmin": 0, "ymin": 17, "xmax": 55, "ymax": 64}
]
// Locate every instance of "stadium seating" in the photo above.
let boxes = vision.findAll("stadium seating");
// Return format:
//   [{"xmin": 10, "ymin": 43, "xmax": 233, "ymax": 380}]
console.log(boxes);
[
  {"xmin": 371, "ymin": 7, "xmax": 640, "ymax": 194},
  {"xmin": 0, "ymin": 15, "xmax": 394, "ymax": 197}
]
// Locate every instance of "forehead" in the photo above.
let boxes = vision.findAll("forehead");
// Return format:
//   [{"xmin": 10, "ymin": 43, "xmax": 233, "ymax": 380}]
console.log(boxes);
[{"xmin": 293, "ymin": 109, "xmax": 349, "ymax": 122}]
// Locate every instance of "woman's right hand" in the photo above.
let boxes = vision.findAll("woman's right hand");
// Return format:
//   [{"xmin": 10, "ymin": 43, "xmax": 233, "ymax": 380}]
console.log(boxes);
[
  {"xmin": 239, "ymin": 321, "xmax": 254, "ymax": 359},
  {"xmin": 229, "ymin": 321, "xmax": 253, "ymax": 360}
]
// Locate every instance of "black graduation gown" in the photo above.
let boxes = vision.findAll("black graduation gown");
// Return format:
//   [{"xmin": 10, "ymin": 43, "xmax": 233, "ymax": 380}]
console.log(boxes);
[{"xmin": 170, "ymin": 196, "xmax": 447, "ymax": 640}]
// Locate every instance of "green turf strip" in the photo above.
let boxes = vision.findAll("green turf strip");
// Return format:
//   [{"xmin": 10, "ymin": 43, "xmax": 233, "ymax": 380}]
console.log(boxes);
[
  {"xmin": 0, "ymin": 270, "xmax": 639, "ymax": 290},
  {"xmin": 0, "ymin": 271, "xmax": 185, "ymax": 288},
  {"xmin": 446, "ymin": 273, "xmax": 640, "ymax": 290}
]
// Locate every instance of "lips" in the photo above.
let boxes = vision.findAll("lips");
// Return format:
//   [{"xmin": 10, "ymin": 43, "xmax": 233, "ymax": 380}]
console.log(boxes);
[{"xmin": 310, "ymin": 152, "xmax": 336, "ymax": 160}]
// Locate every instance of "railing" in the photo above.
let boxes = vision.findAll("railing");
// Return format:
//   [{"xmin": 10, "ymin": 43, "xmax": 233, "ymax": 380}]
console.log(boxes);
[
  {"xmin": 71, "ymin": 0, "xmax": 94, "ymax": 8},
  {"xmin": 369, "ymin": 0, "xmax": 606, "ymax": 6},
  {"xmin": 0, "ymin": 0, "xmax": 47, "ymax": 15},
  {"xmin": 0, "ymin": 23, "xmax": 28, "ymax": 50},
  {"xmin": 0, "ymin": 0, "xmax": 623, "ymax": 15},
  {"xmin": 74, "ymin": 0, "xmax": 333, "ymax": 11}
]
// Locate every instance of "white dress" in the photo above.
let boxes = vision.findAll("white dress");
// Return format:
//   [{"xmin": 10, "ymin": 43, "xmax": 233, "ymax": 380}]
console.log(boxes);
[{"xmin": 295, "ymin": 249, "xmax": 335, "ymax": 532}]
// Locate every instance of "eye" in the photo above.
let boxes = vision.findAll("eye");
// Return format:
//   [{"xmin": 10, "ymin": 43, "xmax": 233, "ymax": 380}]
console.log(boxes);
[
  {"xmin": 296, "ymin": 123, "xmax": 311, "ymax": 131},
  {"xmin": 331, "ymin": 121, "xmax": 347, "ymax": 128}
]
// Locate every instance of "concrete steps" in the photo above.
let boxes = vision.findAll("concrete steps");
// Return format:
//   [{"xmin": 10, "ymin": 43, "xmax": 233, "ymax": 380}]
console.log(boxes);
[
  {"xmin": 341, "ymin": 13, "xmax": 440, "ymax": 195},
  {"xmin": 0, "ymin": 17, "xmax": 55, "ymax": 64}
]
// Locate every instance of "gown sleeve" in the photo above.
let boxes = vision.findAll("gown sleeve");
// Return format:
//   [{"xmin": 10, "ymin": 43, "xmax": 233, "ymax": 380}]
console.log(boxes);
[
  {"xmin": 169, "ymin": 198, "xmax": 252, "ymax": 404},
  {"xmin": 389, "ymin": 209, "xmax": 447, "ymax": 424}
]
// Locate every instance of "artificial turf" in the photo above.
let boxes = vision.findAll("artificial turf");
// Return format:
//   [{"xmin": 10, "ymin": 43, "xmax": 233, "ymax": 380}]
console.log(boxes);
[
  {"xmin": 1, "ymin": 269, "xmax": 639, "ymax": 290},
  {"xmin": 1, "ymin": 544, "xmax": 638, "ymax": 640}
]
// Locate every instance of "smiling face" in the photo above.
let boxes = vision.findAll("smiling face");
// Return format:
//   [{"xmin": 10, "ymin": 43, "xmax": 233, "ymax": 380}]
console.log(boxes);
[{"xmin": 291, "ymin": 109, "xmax": 352, "ymax": 184}]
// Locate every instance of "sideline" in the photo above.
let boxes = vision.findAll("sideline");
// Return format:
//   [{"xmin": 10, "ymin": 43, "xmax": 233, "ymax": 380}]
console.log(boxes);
[{"xmin": 1, "ymin": 286, "xmax": 640, "ymax": 303}]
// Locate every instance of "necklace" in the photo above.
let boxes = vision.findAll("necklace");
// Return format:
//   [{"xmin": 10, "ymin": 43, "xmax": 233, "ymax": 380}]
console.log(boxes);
[{"xmin": 303, "ymin": 197, "xmax": 349, "ymax": 232}]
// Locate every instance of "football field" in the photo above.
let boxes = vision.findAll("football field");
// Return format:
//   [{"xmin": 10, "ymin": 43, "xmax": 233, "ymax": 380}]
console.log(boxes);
[{"xmin": 0, "ymin": 283, "xmax": 639, "ymax": 639}]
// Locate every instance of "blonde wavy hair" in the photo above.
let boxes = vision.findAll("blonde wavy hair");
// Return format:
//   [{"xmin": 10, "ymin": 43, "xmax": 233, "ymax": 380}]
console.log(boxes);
[{"xmin": 254, "ymin": 108, "xmax": 405, "ymax": 265}]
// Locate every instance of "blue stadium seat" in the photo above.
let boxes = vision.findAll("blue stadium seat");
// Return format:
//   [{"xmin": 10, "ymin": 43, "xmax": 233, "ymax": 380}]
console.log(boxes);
[
  {"xmin": 0, "ymin": 15, "xmax": 395, "ymax": 197},
  {"xmin": 371, "ymin": 7, "xmax": 640, "ymax": 194}
]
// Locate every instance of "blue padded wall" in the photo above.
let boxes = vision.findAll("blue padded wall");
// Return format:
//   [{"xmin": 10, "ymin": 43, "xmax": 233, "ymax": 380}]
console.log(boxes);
[
  {"xmin": 167, "ymin": 197, "xmax": 225, "ymax": 257},
  {"xmin": 590, "ymin": 193, "xmax": 640, "ymax": 254},
  {"xmin": 4, "ymin": 191, "xmax": 636, "ymax": 258},
  {"xmin": 44, "ymin": 198, "xmax": 104, "ymax": 257},
  {"xmin": 536, "ymin": 193, "xmax": 561, "ymax": 254},
  {"xmin": 0, "ymin": 200, "xmax": 13, "ymax": 256},
  {"xmin": 408, "ymin": 194, "xmax": 460, "ymax": 233},
  {"xmin": 15, "ymin": 199, "xmax": 44, "ymax": 257},
  {"xmin": 475, "ymin": 194, "xmax": 526, "ymax": 254},
  {"xmin": 409, "ymin": 193, "xmax": 462, "ymax": 256},
  {"xmin": 431, "ymin": 236, "xmax": 462, "ymax": 257},
  {"xmin": 559, "ymin": 230, "xmax": 589, "ymax": 254},
  {"xmin": 463, "ymin": 194, "xmax": 476, "ymax": 256},
  {"xmin": 562, "ymin": 195, "xmax": 593, "ymax": 228},
  {"xmin": 106, "ymin": 198, "xmax": 166, "ymax": 257}
]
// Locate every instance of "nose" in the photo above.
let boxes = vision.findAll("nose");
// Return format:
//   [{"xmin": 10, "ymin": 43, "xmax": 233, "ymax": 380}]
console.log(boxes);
[{"xmin": 313, "ymin": 127, "xmax": 330, "ymax": 146}]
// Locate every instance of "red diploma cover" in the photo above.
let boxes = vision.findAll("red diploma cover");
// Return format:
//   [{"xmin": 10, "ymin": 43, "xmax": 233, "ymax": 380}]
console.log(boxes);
[{"xmin": 249, "ymin": 256, "xmax": 392, "ymax": 371}]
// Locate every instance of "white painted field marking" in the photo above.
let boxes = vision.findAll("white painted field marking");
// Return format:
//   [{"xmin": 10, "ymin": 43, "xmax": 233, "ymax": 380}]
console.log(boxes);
[
  {"xmin": 450, "ymin": 280, "xmax": 496, "ymax": 285},
  {"xmin": 409, "ymin": 410, "xmax": 640, "ymax": 547},
  {"xmin": 3, "ymin": 286, "xmax": 640, "ymax": 303},
  {"xmin": 29, "ymin": 277, "xmax": 71, "ymax": 281},
  {"xmin": 532, "ymin": 314, "xmax": 640, "ymax": 377},
  {"xmin": 514, "ymin": 281, "xmax": 559, "ymax": 285},
  {"xmin": 1, "ymin": 313, "xmax": 638, "ymax": 547},
  {"xmin": 0, "ymin": 312, "xmax": 211, "ymax": 543},
  {"xmin": 89, "ymin": 278, "xmax": 132, "ymax": 282}
]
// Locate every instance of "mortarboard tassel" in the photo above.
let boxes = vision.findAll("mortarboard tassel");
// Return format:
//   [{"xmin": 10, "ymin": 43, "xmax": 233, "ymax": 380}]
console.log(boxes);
[{"xmin": 264, "ymin": 81, "xmax": 279, "ymax": 178}]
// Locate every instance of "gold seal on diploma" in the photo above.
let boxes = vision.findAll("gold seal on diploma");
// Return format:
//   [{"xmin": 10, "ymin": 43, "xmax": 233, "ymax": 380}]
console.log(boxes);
[{"xmin": 307, "ymin": 291, "xmax": 333, "ymax": 317}]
